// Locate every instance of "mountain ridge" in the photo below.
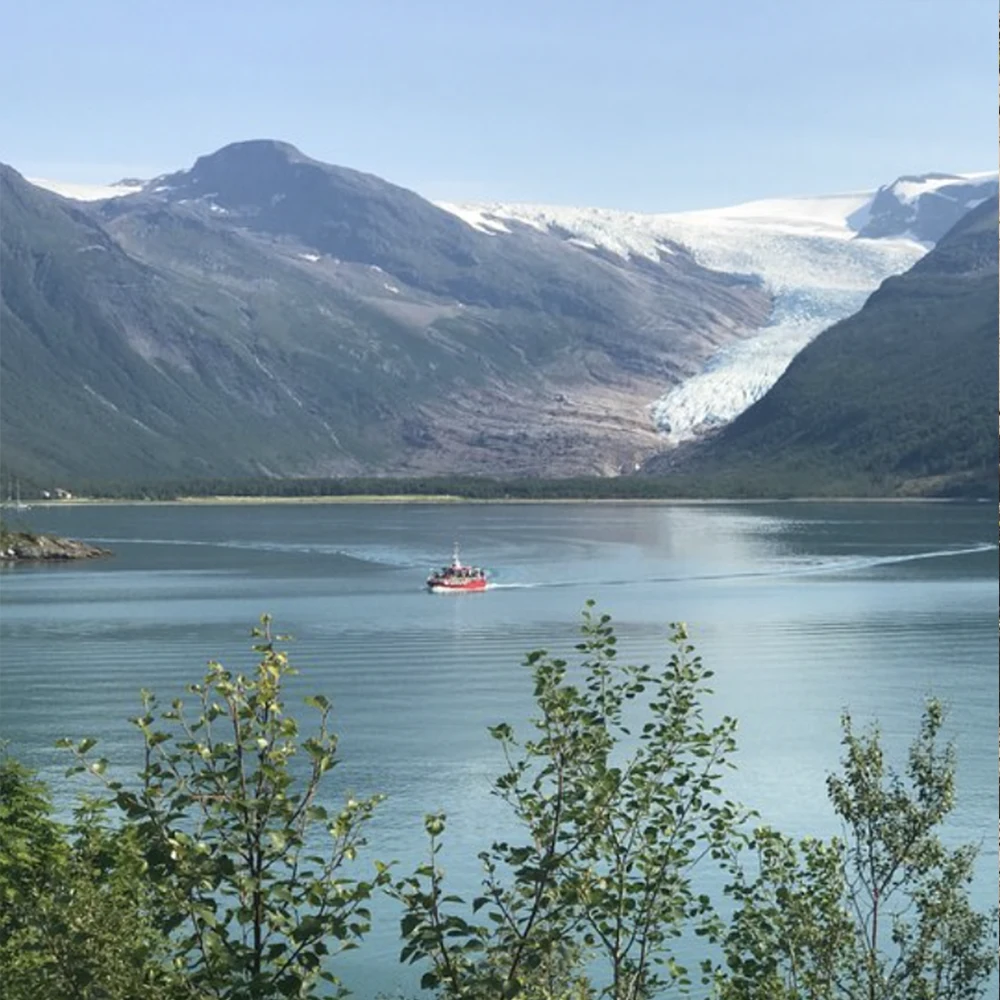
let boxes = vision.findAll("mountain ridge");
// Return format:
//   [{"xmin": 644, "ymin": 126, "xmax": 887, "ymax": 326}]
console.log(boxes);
[
  {"xmin": 4, "ymin": 143, "xmax": 995, "ymax": 490},
  {"xmin": 1, "ymin": 147, "xmax": 769, "ymax": 483},
  {"xmin": 649, "ymin": 195, "xmax": 999, "ymax": 496},
  {"xmin": 438, "ymin": 170, "xmax": 994, "ymax": 443}
]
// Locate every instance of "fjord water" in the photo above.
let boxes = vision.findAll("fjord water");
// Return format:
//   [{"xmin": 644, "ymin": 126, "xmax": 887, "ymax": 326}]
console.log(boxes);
[{"xmin": 1, "ymin": 501, "xmax": 996, "ymax": 997}]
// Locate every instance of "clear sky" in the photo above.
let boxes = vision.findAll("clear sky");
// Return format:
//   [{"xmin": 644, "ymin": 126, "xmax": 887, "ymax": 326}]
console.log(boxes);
[{"xmin": 1, "ymin": 0, "xmax": 995, "ymax": 210}]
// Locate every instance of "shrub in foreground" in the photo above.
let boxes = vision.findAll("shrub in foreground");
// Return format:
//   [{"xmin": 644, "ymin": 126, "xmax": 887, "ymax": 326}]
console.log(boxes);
[{"xmin": 0, "ymin": 609, "xmax": 995, "ymax": 999}]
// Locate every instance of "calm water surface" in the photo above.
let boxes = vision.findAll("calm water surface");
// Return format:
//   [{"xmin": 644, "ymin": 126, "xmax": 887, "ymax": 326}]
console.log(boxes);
[{"xmin": 1, "ymin": 501, "xmax": 996, "ymax": 997}]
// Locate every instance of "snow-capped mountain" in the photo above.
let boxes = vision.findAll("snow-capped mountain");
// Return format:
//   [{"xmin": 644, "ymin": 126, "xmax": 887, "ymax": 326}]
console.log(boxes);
[
  {"xmin": 851, "ymin": 171, "xmax": 997, "ymax": 243},
  {"xmin": 24, "ymin": 160, "xmax": 997, "ymax": 458},
  {"xmin": 664, "ymin": 194, "xmax": 999, "ymax": 497},
  {"xmin": 438, "ymin": 171, "xmax": 996, "ymax": 443},
  {"xmin": 7, "ymin": 144, "xmax": 772, "ymax": 482},
  {"xmin": 26, "ymin": 177, "xmax": 144, "ymax": 201}
]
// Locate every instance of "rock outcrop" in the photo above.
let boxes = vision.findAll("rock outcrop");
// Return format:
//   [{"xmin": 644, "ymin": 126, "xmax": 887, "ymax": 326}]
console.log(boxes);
[{"xmin": 0, "ymin": 531, "xmax": 112, "ymax": 561}]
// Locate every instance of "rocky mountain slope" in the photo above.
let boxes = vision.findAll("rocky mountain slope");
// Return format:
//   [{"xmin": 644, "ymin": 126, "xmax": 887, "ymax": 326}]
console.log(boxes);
[
  {"xmin": 652, "ymin": 196, "xmax": 999, "ymax": 497},
  {"xmin": 1, "ymin": 143, "xmax": 769, "ymax": 483},
  {"xmin": 444, "ymin": 171, "xmax": 994, "ymax": 443},
  {"xmin": 4, "ymin": 144, "xmax": 993, "ymax": 488}
]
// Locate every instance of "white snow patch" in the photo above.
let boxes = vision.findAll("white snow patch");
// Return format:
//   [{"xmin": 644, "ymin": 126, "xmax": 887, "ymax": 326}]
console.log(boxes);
[
  {"xmin": 652, "ymin": 304, "xmax": 855, "ymax": 440},
  {"xmin": 675, "ymin": 191, "xmax": 875, "ymax": 235},
  {"xmin": 252, "ymin": 353, "xmax": 305, "ymax": 408},
  {"xmin": 298, "ymin": 253, "xmax": 321, "ymax": 262},
  {"xmin": 441, "ymin": 202, "xmax": 679, "ymax": 259},
  {"xmin": 208, "ymin": 202, "xmax": 228, "ymax": 214},
  {"xmin": 887, "ymin": 171, "xmax": 997, "ymax": 205},
  {"xmin": 82, "ymin": 384, "xmax": 155, "ymax": 433},
  {"xmin": 642, "ymin": 213, "xmax": 925, "ymax": 440},
  {"xmin": 28, "ymin": 178, "xmax": 144, "ymax": 201},
  {"xmin": 647, "ymin": 232, "xmax": 926, "ymax": 442},
  {"xmin": 435, "ymin": 202, "xmax": 512, "ymax": 234},
  {"xmin": 383, "ymin": 283, "xmax": 400, "ymax": 294},
  {"xmin": 369, "ymin": 264, "xmax": 384, "ymax": 273},
  {"xmin": 644, "ymin": 221, "xmax": 924, "ymax": 439},
  {"xmin": 896, "ymin": 232, "xmax": 935, "ymax": 250},
  {"xmin": 440, "ymin": 190, "xmax": 880, "ymax": 259}
]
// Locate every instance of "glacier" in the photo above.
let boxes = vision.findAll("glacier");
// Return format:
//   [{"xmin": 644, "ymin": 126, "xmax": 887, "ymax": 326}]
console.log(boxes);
[
  {"xmin": 637, "ymin": 210, "xmax": 927, "ymax": 441},
  {"xmin": 438, "ymin": 191, "xmax": 928, "ymax": 442},
  {"xmin": 29, "ymin": 166, "xmax": 992, "ymax": 447}
]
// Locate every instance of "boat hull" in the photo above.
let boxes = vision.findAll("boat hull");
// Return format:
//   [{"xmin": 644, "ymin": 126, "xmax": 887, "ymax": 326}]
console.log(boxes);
[{"xmin": 427, "ymin": 579, "xmax": 489, "ymax": 594}]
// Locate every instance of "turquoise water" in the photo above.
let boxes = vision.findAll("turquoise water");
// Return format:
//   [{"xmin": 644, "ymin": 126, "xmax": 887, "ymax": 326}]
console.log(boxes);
[{"xmin": 1, "ymin": 500, "xmax": 996, "ymax": 996}]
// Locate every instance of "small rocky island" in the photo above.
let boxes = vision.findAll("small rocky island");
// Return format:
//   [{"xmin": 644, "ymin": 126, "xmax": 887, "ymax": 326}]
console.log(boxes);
[{"xmin": 0, "ymin": 527, "xmax": 111, "ymax": 562}]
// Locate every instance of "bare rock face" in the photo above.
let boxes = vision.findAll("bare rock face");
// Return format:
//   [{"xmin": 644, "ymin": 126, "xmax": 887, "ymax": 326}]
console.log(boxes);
[
  {"xmin": 0, "ymin": 531, "xmax": 112, "ymax": 561},
  {"xmin": 1, "ymin": 146, "xmax": 771, "ymax": 483}
]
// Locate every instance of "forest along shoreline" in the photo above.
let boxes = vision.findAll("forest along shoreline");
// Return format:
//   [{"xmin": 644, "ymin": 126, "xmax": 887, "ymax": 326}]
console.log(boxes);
[{"xmin": 19, "ymin": 495, "xmax": 965, "ymax": 507}]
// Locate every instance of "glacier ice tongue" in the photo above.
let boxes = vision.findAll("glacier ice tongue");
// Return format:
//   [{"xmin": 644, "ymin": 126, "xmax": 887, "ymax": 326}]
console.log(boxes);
[{"xmin": 438, "ymin": 193, "xmax": 927, "ymax": 441}]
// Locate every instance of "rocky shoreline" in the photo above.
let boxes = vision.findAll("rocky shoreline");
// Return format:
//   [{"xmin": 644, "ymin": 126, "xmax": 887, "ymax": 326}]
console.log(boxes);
[{"xmin": 0, "ymin": 531, "xmax": 112, "ymax": 562}]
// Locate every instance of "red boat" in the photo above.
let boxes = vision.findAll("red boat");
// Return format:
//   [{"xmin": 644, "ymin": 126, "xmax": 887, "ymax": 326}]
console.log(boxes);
[{"xmin": 427, "ymin": 545, "xmax": 489, "ymax": 593}]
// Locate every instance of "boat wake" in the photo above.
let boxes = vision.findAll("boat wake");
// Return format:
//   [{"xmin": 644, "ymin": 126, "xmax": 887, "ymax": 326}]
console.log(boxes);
[
  {"xmin": 80, "ymin": 539, "xmax": 995, "ymax": 590},
  {"xmin": 88, "ymin": 536, "xmax": 420, "ymax": 570},
  {"xmin": 486, "ymin": 543, "xmax": 996, "ymax": 591}
]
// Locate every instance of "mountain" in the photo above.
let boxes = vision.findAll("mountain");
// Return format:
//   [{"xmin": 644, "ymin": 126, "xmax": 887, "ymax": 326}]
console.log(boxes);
[
  {"xmin": 0, "ymin": 162, "xmax": 354, "ymax": 482},
  {"xmin": 849, "ymin": 171, "xmax": 997, "ymax": 243},
  {"xmin": 650, "ymin": 196, "xmax": 999, "ymax": 497},
  {"xmin": 1, "ymin": 143, "xmax": 771, "ymax": 484},
  {"xmin": 444, "ymin": 171, "xmax": 995, "ymax": 443},
  {"xmin": 5, "ymin": 145, "xmax": 993, "ymax": 489}
]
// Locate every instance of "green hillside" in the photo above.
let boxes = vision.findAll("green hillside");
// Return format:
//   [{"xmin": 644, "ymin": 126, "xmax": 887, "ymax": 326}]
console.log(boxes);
[
  {"xmin": 0, "ymin": 164, "xmax": 400, "ymax": 483},
  {"xmin": 663, "ymin": 197, "xmax": 999, "ymax": 497}
]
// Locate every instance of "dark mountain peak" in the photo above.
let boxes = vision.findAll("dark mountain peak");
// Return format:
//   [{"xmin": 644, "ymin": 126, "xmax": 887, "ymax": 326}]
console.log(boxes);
[
  {"xmin": 141, "ymin": 139, "xmax": 423, "ymax": 229},
  {"xmin": 191, "ymin": 138, "xmax": 314, "ymax": 171},
  {"xmin": 1, "ymin": 161, "xmax": 28, "ymax": 186},
  {"xmin": 0, "ymin": 163, "xmax": 51, "ymax": 218},
  {"xmin": 127, "ymin": 139, "xmax": 498, "ymax": 287},
  {"xmin": 852, "ymin": 170, "xmax": 997, "ymax": 244},
  {"xmin": 1, "ymin": 162, "xmax": 107, "ymax": 233},
  {"xmin": 148, "ymin": 139, "xmax": 326, "ymax": 201}
]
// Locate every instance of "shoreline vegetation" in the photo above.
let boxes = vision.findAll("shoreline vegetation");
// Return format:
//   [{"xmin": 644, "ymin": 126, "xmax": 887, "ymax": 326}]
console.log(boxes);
[
  {"xmin": 7, "ymin": 468, "xmax": 994, "ymax": 506},
  {"xmin": 26, "ymin": 493, "xmax": 971, "ymax": 507}
]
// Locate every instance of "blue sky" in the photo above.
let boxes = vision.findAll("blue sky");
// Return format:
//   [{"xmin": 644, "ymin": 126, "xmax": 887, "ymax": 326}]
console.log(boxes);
[{"xmin": 1, "ymin": 0, "xmax": 995, "ymax": 210}]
